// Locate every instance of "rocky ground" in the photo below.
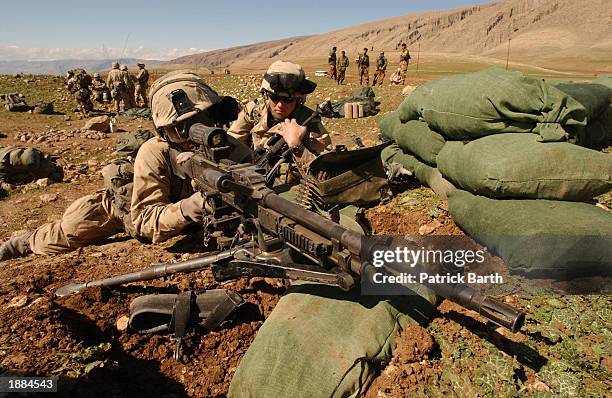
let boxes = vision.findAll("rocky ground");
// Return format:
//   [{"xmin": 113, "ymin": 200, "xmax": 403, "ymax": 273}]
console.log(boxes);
[{"xmin": 0, "ymin": 72, "xmax": 610, "ymax": 397}]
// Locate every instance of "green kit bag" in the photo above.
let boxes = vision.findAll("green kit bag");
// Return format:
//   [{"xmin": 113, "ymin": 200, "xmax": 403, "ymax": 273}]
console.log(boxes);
[
  {"xmin": 397, "ymin": 68, "xmax": 587, "ymax": 142},
  {"xmin": 447, "ymin": 189, "xmax": 612, "ymax": 277},
  {"xmin": 437, "ymin": 133, "xmax": 612, "ymax": 201}
]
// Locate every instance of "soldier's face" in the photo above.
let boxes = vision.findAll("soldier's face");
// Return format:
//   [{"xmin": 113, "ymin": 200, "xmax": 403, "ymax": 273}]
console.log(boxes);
[{"xmin": 268, "ymin": 95, "xmax": 298, "ymax": 118}]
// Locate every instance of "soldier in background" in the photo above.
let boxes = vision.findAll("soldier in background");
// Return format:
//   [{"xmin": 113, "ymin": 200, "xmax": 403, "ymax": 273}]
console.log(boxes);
[
  {"xmin": 358, "ymin": 48, "xmax": 370, "ymax": 86},
  {"xmin": 66, "ymin": 69, "xmax": 93, "ymax": 115},
  {"xmin": 327, "ymin": 46, "xmax": 337, "ymax": 80},
  {"xmin": 121, "ymin": 65, "xmax": 136, "ymax": 110},
  {"xmin": 106, "ymin": 61, "xmax": 129, "ymax": 114},
  {"xmin": 135, "ymin": 63, "xmax": 149, "ymax": 107},
  {"xmin": 389, "ymin": 67, "xmax": 402, "ymax": 85},
  {"xmin": 228, "ymin": 60, "xmax": 331, "ymax": 181},
  {"xmin": 372, "ymin": 51, "xmax": 388, "ymax": 87},
  {"xmin": 92, "ymin": 73, "xmax": 111, "ymax": 106},
  {"xmin": 399, "ymin": 43, "xmax": 411, "ymax": 85},
  {"xmin": 336, "ymin": 50, "xmax": 349, "ymax": 85}
]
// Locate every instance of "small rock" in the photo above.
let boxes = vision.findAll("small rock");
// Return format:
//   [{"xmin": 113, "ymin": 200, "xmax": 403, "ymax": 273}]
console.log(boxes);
[
  {"xmin": 530, "ymin": 381, "xmax": 551, "ymax": 392},
  {"xmin": 35, "ymin": 178, "xmax": 51, "ymax": 188},
  {"xmin": 87, "ymin": 160, "xmax": 98, "ymax": 167},
  {"xmin": 7, "ymin": 296, "xmax": 28, "ymax": 309},
  {"xmin": 83, "ymin": 115, "xmax": 111, "ymax": 132},
  {"xmin": 418, "ymin": 220, "xmax": 442, "ymax": 235},
  {"xmin": 116, "ymin": 316, "xmax": 130, "ymax": 332},
  {"xmin": 1, "ymin": 182, "xmax": 15, "ymax": 192},
  {"xmin": 39, "ymin": 193, "xmax": 58, "ymax": 203}
]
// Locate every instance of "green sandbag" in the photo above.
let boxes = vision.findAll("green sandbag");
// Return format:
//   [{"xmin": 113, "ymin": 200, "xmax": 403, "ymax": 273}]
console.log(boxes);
[
  {"xmin": 549, "ymin": 82, "xmax": 611, "ymax": 120},
  {"xmin": 447, "ymin": 189, "xmax": 612, "ymax": 277},
  {"xmin": 437, "ymin": 134, "xmax": 612, "ymax": 201},
  {"xmin": 397, "ymin": 68, "xmax": 587, "ymax": 142},
  {"xmin": 548, "ymin": 81, "xmax": 612, "ymax": 148},
  {"xmin": 592, "ymin": 76, "xmax": 612, "ymax": 89},
  {"xmin": 577, "ymin": 105, "xmax": 612, "ymax": 149},
  {"xmin": 380, "ymin": 143, "xmax": 420, "ymax": 172},
  {"xmin": 377, "ymin": 112, "xmax": 445, "ymax": 166},
  {"xmin": 228, "ymin": 284, "xmax": 434, "ymax": 398},
  {"xmin": 380, "ymin": 144, "xmax": 454, "ymax": 198}
]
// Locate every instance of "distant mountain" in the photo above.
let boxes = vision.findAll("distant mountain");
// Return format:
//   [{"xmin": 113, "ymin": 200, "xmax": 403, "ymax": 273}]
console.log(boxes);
[
  {"xmin": 170, "ymin": 0, "xmax": 611, "ymax": 73},
  {"xmin": 0, "ymin": 58, "xmax": 163, "ymax": 75}
]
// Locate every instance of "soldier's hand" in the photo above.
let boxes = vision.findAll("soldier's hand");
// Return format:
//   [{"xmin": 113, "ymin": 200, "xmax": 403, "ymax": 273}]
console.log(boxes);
[
  {"xmin": 279, "ymin": 119, "xmax": 307, "ymax": 148},
  {"xmin": 180, "ymin": 192, "xmax": 212, "ymax": 223}
]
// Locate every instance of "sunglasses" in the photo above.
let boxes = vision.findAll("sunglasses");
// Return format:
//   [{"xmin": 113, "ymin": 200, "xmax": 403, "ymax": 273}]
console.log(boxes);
[{"xmin": 266, "ymin": 92, "xmax": 297, "ymax": 104}]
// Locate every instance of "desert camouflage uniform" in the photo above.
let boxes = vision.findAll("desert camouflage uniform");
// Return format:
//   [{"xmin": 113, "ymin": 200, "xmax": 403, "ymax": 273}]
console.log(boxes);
[
  {"xmin": 399, "ymin": 47, "xmax": 411, "ymax": 84},
  {"xmin": 106, "ymin": 66, "xmax": 130, "ymax": 113},
  {"xmin": 67, "ymin": 70, "xmax": 93, "ymax": 115},
  {"xmin": 25, "ymin": 136, "xmax": 197, "ymax": 255},
  {"xmin": 92, "ymin": 75, "xmax": 111, "ymax": 105},
  {"xmin": 122, "ymin": 67, "xmax": 137, "ymax": 110},
  {"xmin": 336, "ymin": 54, "xmax": 349, "ymax": 84},
  {"xmin": 228, "ymin": 99, "xmax": 331, "ymax": 179},
  {"xmin": 372, "ymin": 53, "xmax": 388, "ymax": 86},
  {"xmin": 327, "ymin": 49, "xmax": 337, "ymax": 80},
  {"xmin": 358, "ymin": 52, "xmax": 370, "ymax": 86},
  {"xmin": 135, "ymin": 66, "xmax": 149, "ymax": 107}
]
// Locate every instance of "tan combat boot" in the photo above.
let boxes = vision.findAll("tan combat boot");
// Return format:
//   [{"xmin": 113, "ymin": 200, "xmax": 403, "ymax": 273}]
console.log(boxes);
[{"xmin": 0, "ymin": 231, "xmax": 33, "ymax": 261}]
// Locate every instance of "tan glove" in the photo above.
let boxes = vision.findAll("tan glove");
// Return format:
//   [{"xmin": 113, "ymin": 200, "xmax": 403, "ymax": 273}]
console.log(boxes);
[{"xmin": 180, "ymin": 192, "xmax": 207, "ymax": 223}]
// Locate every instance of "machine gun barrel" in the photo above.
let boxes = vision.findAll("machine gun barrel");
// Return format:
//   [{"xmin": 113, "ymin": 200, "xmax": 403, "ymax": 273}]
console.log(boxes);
[
  {"xmin": 54, "ymin": 246, "xmax": 246, "ymax": 297},
  {"xmin": 260, "ymin": 190, "xmax": 525, "ymax": 332}
]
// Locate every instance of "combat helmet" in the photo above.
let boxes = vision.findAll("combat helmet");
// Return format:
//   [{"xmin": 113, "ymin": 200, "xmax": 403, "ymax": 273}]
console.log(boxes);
[
  {"xmin": 149, "ymin": 70, "xmax": 239, "ymax": 142},
  {"xmin": 121, "ymin": 65, "xmax": 128, "ymax": 71},
  {"xmin": 260, "ymin": 60, "xmax": 316, "ymax": 98},
  {"xmin": 93, "ymin": 73, "xmax": 100, "ymax": 78},
  {"xmin": 112, "ymin": 61, "xmax": 120, "ymax": 69}
]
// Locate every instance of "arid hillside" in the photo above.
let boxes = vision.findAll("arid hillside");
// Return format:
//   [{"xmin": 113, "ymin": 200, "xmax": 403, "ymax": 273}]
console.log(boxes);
[{"xmin": 171, "ymin": 0, "xmax": 612, "ymax": 73}]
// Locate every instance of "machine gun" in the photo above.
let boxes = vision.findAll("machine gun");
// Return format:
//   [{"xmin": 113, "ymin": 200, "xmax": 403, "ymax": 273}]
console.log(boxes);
[{"xmin": 56, "ymin": 122, "xmax": 525, "ymax": 333}]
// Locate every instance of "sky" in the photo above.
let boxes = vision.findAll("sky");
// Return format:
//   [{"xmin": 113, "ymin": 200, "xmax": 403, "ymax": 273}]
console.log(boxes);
[{"xmin": 1, "ymin": 0, "xmax": 493, "ymax": 61}]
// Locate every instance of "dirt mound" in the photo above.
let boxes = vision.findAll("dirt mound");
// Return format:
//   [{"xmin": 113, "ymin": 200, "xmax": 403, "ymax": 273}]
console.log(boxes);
[{"xmin": 365, "ymin": 324, "xmax": 438, "ymax": 398}]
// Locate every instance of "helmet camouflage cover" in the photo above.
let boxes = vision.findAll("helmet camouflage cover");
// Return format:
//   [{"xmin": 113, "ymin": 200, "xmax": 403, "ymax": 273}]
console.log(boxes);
[
  {"xmin": 260, "ymin": 60, "xmax": 316, "ymax": 97},
  {"xmin": 149, "ymin": 70, "xmax": 222, "ymax": 128}
]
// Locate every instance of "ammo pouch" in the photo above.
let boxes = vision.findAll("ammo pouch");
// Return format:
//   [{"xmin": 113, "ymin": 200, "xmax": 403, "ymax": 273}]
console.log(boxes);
[
  {"xmin": 297, "ymin": 142, "xmax": 391, "ymax": 209},
  {"xmin": 101, "ymin": 158, "xmax": 137, "ymax": 236}
]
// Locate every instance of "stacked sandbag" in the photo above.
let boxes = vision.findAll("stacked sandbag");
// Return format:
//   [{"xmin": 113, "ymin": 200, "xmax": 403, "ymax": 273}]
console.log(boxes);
[
  {"xmin": 397, "ymin": 67, "xmax": 587, "ymax": 143},
  {"xmin": 447, "ymin": 189, "xmax": 612, "ymax": 277},
  {"xmin": 379, "ymin": 112, "xmax": 445, "ymax": 166},
  {"xmin": 549, "ymin": 79, "xmax": 612, "ymax": 148},
  {"xmin": 437, "ymin": 134, "xmax": 612, "ymax": 201},
  {"xmin": 379, "ymin": 68, "xmax": 612, "ymax": 277}
]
